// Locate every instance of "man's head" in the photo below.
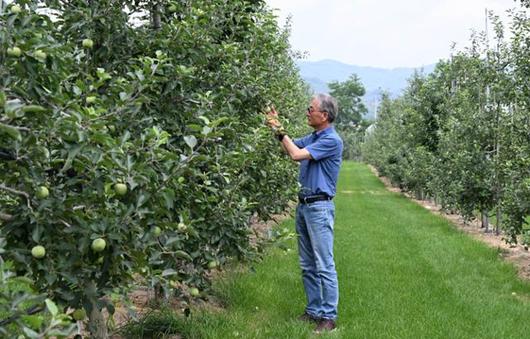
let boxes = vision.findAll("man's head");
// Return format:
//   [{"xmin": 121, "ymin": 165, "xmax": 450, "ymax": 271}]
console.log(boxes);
[{"xmin": 306, "ymin": 94, "xmax": 338, "ymax": 129}]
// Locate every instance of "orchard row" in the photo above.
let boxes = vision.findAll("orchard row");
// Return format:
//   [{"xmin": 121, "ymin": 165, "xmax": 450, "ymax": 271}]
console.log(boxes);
[
  {"xmin": 0, "ymin": 1, "xmax": 309, "ymax": 337},
  {"xmin": 362, "ymin": 9, "xmax": 530, "ymax": 246}
]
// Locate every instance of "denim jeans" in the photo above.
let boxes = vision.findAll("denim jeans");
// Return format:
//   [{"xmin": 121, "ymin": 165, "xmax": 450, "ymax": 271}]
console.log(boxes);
[{"xmin": 295, "ymin": 200, "xmax": 338, "ymax": 320}]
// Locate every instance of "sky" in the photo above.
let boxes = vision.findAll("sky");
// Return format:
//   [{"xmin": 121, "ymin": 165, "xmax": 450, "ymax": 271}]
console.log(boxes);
[{"xmin": 265, "ymin": 0, "xmax": 523, "ymax": 69}]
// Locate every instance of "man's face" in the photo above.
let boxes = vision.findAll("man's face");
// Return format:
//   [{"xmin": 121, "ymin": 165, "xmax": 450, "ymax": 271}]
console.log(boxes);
[{"xmin": 306, "ymin": 98, "xmax": 328, "ymax": 128}]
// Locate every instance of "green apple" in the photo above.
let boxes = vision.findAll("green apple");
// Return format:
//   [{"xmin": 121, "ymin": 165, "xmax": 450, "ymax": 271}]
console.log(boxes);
[
  {"xmin": 168, "ymin": 4, "xmax": 177, "ymax": 13},
  {"xmin": 177, "ymin": 222, "xmax": 187, "ymax": 232},
  {"xmin": 85, "ymin": 96, "xmax": 97, "ymax": 104},
  {"xmin": 82, "ymin": 38, "xmax": 94, "ymax": 49},
  {"xmin": 10, "ymin": 5, "xmax": 22, "ymax": 14},
  {"xmin": 91, "ymin": 238, "xmax": 106, "ymax": 252},
  {"xmin": 72, "ymin": 308, "xmax": 86, "ymax": 321},
  {"xmin": 7, "ymin": 47, "xmax": 22, "ymax": 58},
  {"xmin": 207, "ymin": 260, "xmax": 218, "ymax": 269},
  {"xmin": 190, "ymin": 287, "xmax": 200, "ymax": 297},
  {"xmin": 35, "ymin": 186, "xmax": 49, "ymax": 199},
  {"xmin": 114, "ymin": 183, "xmax": 127, "ymax": 196},
  {"xmin": 34, "ymin": 50, "xmax": 47, "ymax": 60},
  {"xmin": 31, "ymin": 245, "xmax": 46, "ymax": 259},
  {"xmin": 153, "ymin": 226, "xmax": 162, "ymax": 237}
]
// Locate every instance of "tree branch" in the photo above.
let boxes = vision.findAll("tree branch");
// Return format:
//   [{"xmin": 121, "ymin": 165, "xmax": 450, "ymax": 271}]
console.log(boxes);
[
  {"xmin": 0, "ymin": 212, "xmax": 13, "ymax": 221},
  {"xmin": 0, "ymin": 305, "xmax": 44, "ymax": 327},
  {"xmin": 0, "ymin": 184, "xmax": 29, "ymax": 199},
  {"xmin": 0, "ymin": 183, "xmax": 33, "ymax": 211}
]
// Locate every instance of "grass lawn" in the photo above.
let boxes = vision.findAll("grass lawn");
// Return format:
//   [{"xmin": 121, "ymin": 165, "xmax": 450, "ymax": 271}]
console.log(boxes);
[{"xmin": 125, "ymin": 161, "xmax": 530, "ymax": 338}]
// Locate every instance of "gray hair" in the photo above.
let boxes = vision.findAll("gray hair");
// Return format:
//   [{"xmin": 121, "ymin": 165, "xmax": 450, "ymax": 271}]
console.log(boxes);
[{"xmin": 314, "ymin": 93, "xmax": 338, "ymax": 123}]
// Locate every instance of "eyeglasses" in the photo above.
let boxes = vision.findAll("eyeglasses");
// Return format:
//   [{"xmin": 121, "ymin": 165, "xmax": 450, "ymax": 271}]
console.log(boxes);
[{"xmin": 307, "ymin": 107, "xmax": 327, "ymax": 114}]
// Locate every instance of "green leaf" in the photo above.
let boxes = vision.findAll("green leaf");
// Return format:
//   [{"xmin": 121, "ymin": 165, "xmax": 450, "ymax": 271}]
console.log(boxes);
[
  {"xmin": 136, "ymin": 193, "xmax": 150, "ymax": 208},
  {"xmin": 22, "ymin": 105, "xmax": 47, "ymax": 114},
  {"xmin": 126, "ymin": 155, "xmax": 135, "ymax": 172},
  {"xmin": 198, "ymin": 116, "xmax": 210, "ymax": 125},
  {"xmin": 96, "ymin": 68, "xmax": 112, "ymax": 81},
  {"xmin": 162, "ymin": 268, "xmax": 178, "ymax": 277},
  {"xmin": 162, "ymin": 189, "xmax": 175, "ymax": 209},
  {"xmin": 211, "ymin": 117, "xmax": 229, "ymax": 127},
  {"xmin": 47, "ymin": 327, "xmax": 77, "ymax": 336},
  {"xmin": 72, "ymin": 85, "xmax": 82, "ymax": 96},
  {"xmin": 187, "ymin": 124, "xmax": 202, "ymax": 132},
  {"xmin": 165, "ymin": 236, "xmax": 180, "ymax": 246},
  {"xmin": 45, "ymin": 298, "xmax": 58, "ymax": 316},
  {"xmin": 202, "ymin": 126, "xmax": 212, "ymax": 135},
  {"xmin": 174, "ymin": 250, "xmax": 193, "ymax": 261},
  {"xmin": 0, "ymin": 122, "xmax": 21, "ymax": 140},
  {"xmin": 184, "ymin": 135, "xmax": 197, "ymax": 149},
  {"xmin": 121, "ymin": 131, "xmax": 131, "ymax": 145},
  {"xmin": 5, "ymin": 99, "xmax": 24, "ymax": 117},
  {"xmin": 61, "ymin": 144, "xmax": 83, "ymax": 173},
  {"xmin": 22, "ymin": 327, "xmax": 40, "ymax": 338},
  {"xmin": 119, "ymin": 92, "xmax": 129, "ymax": 101},
  {"xmin": 32, "ymin": 224, "xmax": 42, "ymax": 243}
]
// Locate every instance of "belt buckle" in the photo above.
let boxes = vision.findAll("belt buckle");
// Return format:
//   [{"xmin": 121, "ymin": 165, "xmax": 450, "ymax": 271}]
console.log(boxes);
[{"xmin": 302, "ymin": 196, "xmax": 309, "ymax": 204}]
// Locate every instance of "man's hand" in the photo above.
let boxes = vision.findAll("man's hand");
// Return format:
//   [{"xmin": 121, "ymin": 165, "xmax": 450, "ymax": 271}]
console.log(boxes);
[
  {"xmin": 265, "ymin": 105, "xmax": 282, "ymax": 129},
  {"xmin": 263, "ymin": 105, "xmax": 310, "ymax": 161},
  {"xmin": 264, "ymin": 105, "xmax": 287, "ymax": 142}
]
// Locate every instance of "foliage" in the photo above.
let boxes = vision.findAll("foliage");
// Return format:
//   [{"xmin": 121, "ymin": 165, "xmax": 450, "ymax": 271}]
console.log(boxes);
[
  {"xmin": 0, "ymin": 0, "xmax": 308, "ymax": 336},
  {"xmin": 362, "ymin": 11, "xmax": 530, "ymax": 244},
  {"xmin": 516, "ymin": 0, "xmax": 530, "ymax": 8},
  {"xmin": 328, "ymin": 74, "xmax": 367, "ymax": 127},
  {"xmin": 122, "ymin": 162, "xmax": 530, "ymax": 339},
  {"xmin": 328, "ymin": 73, "xmax": 369, "ymax": 160},
  {"xmin": 0, "ymin": 239, "xmax": 76, "ymax": 338}
]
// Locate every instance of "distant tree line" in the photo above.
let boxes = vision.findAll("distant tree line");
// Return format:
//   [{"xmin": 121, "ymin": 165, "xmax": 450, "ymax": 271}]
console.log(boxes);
[{"xmin": 362, "ymin": 10, "xmax": 530, "ymax": 247}]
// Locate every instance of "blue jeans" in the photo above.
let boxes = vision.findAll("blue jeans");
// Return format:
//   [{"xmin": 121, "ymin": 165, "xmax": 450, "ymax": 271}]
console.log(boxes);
[{"xmin": 295, "ymin": 200, "xmax": 338, "ymax": 320}]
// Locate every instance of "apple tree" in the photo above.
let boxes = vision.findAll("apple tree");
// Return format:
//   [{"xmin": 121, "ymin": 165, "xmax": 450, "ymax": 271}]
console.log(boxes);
[{"xmin": 1, "ymin": 1, "xmax": 309, "ymax": 337}]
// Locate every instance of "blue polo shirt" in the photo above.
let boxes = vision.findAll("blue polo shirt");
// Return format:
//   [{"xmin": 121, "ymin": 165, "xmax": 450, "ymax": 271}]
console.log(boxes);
[{"xmin": 293, "ymin": 126, "xmax": 343, "ymax": 198}]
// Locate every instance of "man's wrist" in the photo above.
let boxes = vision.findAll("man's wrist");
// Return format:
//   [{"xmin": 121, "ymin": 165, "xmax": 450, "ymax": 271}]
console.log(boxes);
[{"xmin": 277, "ymin": 133, "xmax": 286, "ymax": 142}]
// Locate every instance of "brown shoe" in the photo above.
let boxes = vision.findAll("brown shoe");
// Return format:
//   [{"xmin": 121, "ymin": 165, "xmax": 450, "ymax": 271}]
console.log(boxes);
[
  {"xmin": 314, "ymin": 319, "xmax": 336, "ymax": 333},
  {"xmin": 298, "ymin": 312, "xmax": 319, "ymax": 323}
]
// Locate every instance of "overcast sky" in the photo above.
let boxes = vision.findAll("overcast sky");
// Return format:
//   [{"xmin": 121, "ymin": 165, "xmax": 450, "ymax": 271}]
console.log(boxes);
[{"xmin": 265, "ymin": 0, "xmax": 523, "ymax": 69}]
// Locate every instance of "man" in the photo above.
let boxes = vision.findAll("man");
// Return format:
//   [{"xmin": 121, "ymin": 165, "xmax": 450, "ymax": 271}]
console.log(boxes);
[{"xmin": 266, "ymin": 93, "xmax": 343, "ymax": 333}]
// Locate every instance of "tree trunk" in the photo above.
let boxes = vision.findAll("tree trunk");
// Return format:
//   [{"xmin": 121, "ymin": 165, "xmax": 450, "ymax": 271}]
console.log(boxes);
[
  {"xmin": 481, "ymin": 210, "xmax": 489, "ymax": 232},
  {"xmin": 154, "ymin": 282, "xmax": 165, "ymax": 304},
  {"xmin": 87, "ymin": 298, "xmax": 108, "ymax": 339},
  {"xmin": 152, "ymin": 3, "xmax": 162, "ymax": 29},
  {"xmin": 496, "ymin": 207, "xmax": 502, "ymax": 235}
]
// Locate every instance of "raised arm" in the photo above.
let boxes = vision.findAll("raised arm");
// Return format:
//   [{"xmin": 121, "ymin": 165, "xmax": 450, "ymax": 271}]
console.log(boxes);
[{"xmin": 265, "ymin": 106, "xmax": 312, "ymax": 162}]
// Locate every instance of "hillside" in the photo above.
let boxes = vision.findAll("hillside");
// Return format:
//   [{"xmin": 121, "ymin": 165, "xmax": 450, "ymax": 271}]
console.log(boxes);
[{"xmin": 297, "ymin": 59, "xmax": 436, "ymax": 120}]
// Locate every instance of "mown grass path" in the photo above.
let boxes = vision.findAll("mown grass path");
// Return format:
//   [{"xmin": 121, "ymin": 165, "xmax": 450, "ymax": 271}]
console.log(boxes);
[{"xmin": 176, "ymin": 162, "xmax": 530, "ymax": 338}]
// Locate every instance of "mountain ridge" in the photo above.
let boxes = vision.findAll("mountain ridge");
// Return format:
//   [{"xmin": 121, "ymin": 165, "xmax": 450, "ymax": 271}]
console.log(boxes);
[{"xmin": 296, "ymin": 59, "xmax": 437, "ymax": 120}]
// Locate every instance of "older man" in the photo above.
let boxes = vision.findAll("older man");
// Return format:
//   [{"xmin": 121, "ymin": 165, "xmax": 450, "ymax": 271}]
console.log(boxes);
[{"xmin": 267, "ymin": 94, "xmax": 343, "ymax": 333}]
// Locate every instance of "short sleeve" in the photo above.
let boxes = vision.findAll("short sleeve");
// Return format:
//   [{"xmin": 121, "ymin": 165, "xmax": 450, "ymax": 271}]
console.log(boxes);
[
  {"xmin": 294, "ymin": 135, "xmax": 310, "ymax": 149},
  {"xmin": 305, "ymin": 136, "xmax": 341, "ymax": 161}
]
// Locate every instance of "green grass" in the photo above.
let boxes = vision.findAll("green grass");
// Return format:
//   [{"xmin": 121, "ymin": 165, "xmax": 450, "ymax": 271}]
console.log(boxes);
[{"xmin": 127, "ymin": 161, "xmax": 530, "ymax": 338}]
